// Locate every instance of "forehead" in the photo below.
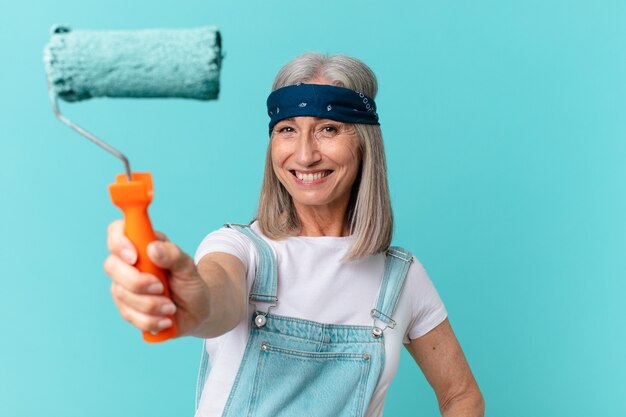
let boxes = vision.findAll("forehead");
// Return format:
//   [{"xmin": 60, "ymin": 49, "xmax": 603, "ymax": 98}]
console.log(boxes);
[{"xmin": 275, "ymin": 117, "xmax": 344, "ymax": 125}]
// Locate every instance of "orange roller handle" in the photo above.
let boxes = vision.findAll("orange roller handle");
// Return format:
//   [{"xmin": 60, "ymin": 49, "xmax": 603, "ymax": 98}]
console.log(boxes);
[{"xmin": 109, "ymin": 172, "xmax": 178, "ymax": 343}]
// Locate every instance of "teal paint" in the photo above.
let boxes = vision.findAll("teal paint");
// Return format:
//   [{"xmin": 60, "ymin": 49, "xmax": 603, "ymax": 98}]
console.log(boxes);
[
  {"xmin": 1, "ymin": 1, "xmax": 625, "ymax": 416},
  {"xmin": 44, "ymin": 25, "xmax": 221, "ymax": 101}
]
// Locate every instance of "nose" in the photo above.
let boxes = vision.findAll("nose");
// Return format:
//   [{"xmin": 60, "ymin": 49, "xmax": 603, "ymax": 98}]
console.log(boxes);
[{"xmin": 294, "ymin": 130, "xmax": 321, "ymax": 166}]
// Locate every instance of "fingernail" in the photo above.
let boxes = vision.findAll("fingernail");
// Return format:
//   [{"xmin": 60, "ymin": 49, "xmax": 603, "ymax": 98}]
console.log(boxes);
[
  {"xmin": 151, "ymin": 242, "xmax": 164, "ymax": 260},
  {"xmin": 147, "ymin": 282, "xmax": 164, "ymax": 294},
  {"xmin": 160, "ymin": 303, "xmax": 176, "ymax": 315},
  {"xmin": 120, "ymin": 249, "xmax": 137, "ymax": 264},
  {"xmin": 157, "ymin": 319, "xmax": 172, "ymax": 330}
]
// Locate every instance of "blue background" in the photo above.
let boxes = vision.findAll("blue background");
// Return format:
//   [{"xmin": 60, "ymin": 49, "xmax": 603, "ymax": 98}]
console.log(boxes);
[{"xmin": 1, "ymin": 1, "xmax": 625, "ymax": 416}]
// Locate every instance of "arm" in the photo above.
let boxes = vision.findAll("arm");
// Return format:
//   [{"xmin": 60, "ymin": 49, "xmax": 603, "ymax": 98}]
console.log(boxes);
[
  {"xmin": 405, "ymin": 319, "xmax": 484, "ymax": 417},
  {"xmin": 104, "ymin": 220, "xmax": 247, "ymax": 338},
  {"xmin": 190, "ymin": 252, "xmax": 247, "ymax": 338}
]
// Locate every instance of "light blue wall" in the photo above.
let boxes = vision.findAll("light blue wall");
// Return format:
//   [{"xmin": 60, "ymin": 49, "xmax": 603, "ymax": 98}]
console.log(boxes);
[{"xmin": 1, "ymin": 1, "xmax": 624, "ymax": 416}]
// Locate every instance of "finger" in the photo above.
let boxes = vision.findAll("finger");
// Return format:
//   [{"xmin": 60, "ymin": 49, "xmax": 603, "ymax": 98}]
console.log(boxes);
[
  {"xmin": 147, "ymin": 241, "xmax": 196, "ymax": 277},
  {"xmin": 111, "ymin": 282, "xmax": 176, "ymax": 317},
  {"xmin": 111, "ymin": 288, "xmax": 174, "ymax": 333},
  {"xmin": 154, "ymin": 230, "xmax": 169, "ymax": 242},
  {"xmin": 107, "ymin": 220, "xmax": 137, "ymax": 264},
  {"xmin": 104, "ymin": 255, "xmax": 163, "ymax": 295}
]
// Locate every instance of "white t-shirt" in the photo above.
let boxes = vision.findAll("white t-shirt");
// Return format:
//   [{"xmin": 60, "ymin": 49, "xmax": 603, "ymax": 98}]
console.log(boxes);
[{"xmin": 193, "ymin": 222, "xmax": 447, "ymax": 417}]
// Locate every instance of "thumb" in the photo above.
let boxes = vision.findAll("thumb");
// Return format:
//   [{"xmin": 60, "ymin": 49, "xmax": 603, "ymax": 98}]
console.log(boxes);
[{"xmin": 147, "ymin": 241, "xmax": 196, "ymax": 278}]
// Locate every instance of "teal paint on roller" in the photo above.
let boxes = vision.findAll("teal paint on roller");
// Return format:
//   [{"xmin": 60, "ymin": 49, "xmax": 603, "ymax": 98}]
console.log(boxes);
[
  {"xmin": 43, "ymin": 24, "xmax": 223, "ymax": 176},
  {"xmin": 44, "ymin": 25, "xmax": 222, "ymax": 102}
]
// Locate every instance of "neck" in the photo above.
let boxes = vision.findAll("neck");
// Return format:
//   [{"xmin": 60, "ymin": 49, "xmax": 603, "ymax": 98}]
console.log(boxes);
[{"xmin": 294, "ymin": 201, "xmax": 351, "ymax": 237}]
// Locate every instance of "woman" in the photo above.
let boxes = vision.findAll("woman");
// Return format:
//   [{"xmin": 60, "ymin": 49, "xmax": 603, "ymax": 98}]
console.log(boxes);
[{"xmin": 104, "ymin": 53, "xmax": 484, "ymax": 417}]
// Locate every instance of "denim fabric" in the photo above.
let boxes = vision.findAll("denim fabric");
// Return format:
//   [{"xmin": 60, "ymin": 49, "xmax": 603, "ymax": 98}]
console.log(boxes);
[
  {"xmin": 371, "ymin": 247, "xmax": 413, "ymax": 329},
  {"xmin": 222, "ymin": 314, "xmax": 384, "ymax": 417},
  {"xmin": 196, "ymin": 339, "xmax": 211, "ymax": 410},
  {"xmin": 196, "ymin": 224, "xmax": 413, "ymax": 417}
]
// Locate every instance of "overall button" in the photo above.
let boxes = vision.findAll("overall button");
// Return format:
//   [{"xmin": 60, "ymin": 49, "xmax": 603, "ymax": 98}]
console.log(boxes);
[
  {"xmin": 255, "ymin": 314, "xmax": 267, "ymax": 328},
  {"xmin": 372, "ymin": 327, "xmax": 383, "ymax": 338}
]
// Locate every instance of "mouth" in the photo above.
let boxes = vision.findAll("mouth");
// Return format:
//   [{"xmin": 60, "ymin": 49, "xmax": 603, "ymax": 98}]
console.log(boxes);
[{"xmin": 290, "ymin": 170, "xmax": 333, "ymax": 183}]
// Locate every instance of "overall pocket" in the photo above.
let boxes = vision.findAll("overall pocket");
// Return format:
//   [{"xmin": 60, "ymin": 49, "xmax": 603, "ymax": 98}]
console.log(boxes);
[{"xmin": 247, "ymin": 342, "xmax": 372, "ymax": 417}]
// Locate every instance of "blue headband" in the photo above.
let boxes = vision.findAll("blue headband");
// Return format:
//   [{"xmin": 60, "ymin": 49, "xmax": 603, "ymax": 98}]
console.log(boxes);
[{"xmin": 266, "ymin": 83, "xmax": 379, "ymax": 132}]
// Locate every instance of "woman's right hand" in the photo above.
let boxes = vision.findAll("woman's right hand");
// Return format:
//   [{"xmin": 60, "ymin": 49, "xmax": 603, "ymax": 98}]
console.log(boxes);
[
  {"xmin": 103, "ymin": 220, "xmax": 247, "ymax": 339},
  {"xmin": 103, "ymin": 219, "xmax": 212, "ymax": 337}
]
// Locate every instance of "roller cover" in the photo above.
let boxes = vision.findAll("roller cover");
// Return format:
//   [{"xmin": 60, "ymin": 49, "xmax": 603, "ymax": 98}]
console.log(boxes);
[{"xmin": 44, "ymin": 25, "xmax": 221, "ymax": 102}]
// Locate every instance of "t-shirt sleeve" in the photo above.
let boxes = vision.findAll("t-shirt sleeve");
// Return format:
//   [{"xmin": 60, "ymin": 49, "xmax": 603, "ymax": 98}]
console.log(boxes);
[
  {"xmin": 194, "ymin": 226, "xmax": 253, "ymax": 272},
  {"xmin": 404, "ymin": 258, "xmax": 448, "ymax": 343}
]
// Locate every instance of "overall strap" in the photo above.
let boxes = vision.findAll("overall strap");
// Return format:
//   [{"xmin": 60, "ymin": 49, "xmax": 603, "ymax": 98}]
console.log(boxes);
[
  {"xmin": 371, "ymin": 246, "xmax": 413, "ymax": 331},
  {"xmin": 195, "ymin": 339, "xmax": 210, "ymax": 410},
  {"xmin": 225, "ymin": 223, "xmax": 278, "ymax": 306},
  {"xmin": 197, "ymin": 224, "xmax": 277, "ymax": 411}
]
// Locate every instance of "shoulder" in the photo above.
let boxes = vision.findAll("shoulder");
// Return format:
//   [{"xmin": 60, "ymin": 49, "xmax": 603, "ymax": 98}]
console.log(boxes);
[
  {"xmin": 385, "ymin": 246, "xmax": 429, "ymax": 285},
  {"xmin": 397, "ymin": 252, "xmax": 439, "ymax": 299},
  {"xmin": 194, "ymin": 223, "xmax": 259, "ymax": 265},
  {"xmin": 399, "ymin": 253, "xmax": 448, "ymax": 340},
  {"xmin": 384, "ymin": 247, "xmax": 446, "ymax": 316}
]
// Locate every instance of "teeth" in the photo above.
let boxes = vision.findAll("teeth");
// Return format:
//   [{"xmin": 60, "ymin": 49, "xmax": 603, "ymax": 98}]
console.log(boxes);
[{"xmin": 295, "ymin": 171, "xmax": 328, "ymax": 181}]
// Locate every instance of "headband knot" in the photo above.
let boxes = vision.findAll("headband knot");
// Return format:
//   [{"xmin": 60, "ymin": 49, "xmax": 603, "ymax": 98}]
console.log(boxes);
[{"xmin": 266, "ymin": 83, "xmax": 380, "ymax": 132}]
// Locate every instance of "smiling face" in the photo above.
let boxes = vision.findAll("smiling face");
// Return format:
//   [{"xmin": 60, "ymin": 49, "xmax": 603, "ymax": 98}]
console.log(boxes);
[{"xmin": 270, "ymin": 116, "xmax": 362, "ymax": 216}]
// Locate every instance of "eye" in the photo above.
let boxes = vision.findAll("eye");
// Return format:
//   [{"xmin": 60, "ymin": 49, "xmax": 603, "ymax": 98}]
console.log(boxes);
[
  {"xmin": 274, "ymin": 125, "xmax": 296, "ymax": 135},
  {"xmin": 317, "ymin": 123, "xmax": 341, "ymax": 139}
]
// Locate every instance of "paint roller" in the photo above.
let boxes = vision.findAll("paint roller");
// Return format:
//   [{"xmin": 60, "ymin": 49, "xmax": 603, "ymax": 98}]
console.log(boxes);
[{"xmin": 44, "ymin": 25, "xmax": 222, "ymax": 343}]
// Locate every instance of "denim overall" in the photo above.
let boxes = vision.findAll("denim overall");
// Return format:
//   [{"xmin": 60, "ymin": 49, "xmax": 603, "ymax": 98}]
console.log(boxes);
[{"xmin": 196, "ymin": 224, "xmax": 413, "ymax": 417}]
